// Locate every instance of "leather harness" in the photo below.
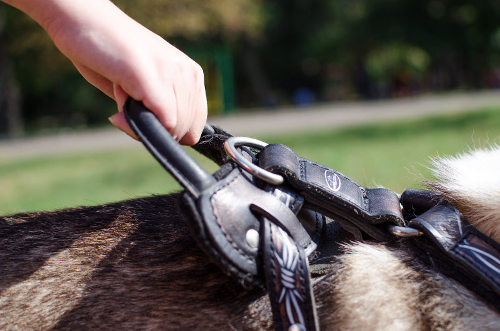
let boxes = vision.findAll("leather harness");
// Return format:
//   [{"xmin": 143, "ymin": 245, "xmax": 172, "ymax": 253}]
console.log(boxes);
[{"xmin": 124, "ymin": 99, "xmax": 500, "ymax": 330}]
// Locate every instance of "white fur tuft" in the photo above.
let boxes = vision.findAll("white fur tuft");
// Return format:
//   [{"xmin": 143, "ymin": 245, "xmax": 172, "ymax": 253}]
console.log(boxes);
[{"xmin": 430, "ymin": 146, "xmax": 500, "ymax": 242}]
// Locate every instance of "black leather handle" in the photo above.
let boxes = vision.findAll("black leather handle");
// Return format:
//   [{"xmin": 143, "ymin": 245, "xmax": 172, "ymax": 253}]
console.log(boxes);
[{"xmin": 123, "ymin": 98, "xmax": 215, "ymax": 197}]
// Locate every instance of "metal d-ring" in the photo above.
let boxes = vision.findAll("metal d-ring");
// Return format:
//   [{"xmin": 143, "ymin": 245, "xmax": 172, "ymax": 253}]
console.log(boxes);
[{"xmin": 224, "ymin": 137, "xmax": 284, "ymax": 185}]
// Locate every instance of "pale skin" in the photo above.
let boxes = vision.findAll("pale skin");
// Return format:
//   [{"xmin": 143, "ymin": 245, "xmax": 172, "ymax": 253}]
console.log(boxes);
[{"xmin": 3, "ymin": 0, "xmax": 208, "ymax": 145}]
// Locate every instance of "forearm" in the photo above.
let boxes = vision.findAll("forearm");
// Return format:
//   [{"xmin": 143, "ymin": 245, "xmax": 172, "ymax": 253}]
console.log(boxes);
[
  {"xmin": 3, "ymin": 0, "xmax": 147, "ymax": 83},
  {"xmin": 2, "ymin": 0, "xmax": 128, "ymax": 36},
  {"xmin": 2, "ymin": 0, "xmax": 53, "ymax": 27},
  {"xmin": 3, "ymin": 0, "xmax": 76, "ymax": 30}
]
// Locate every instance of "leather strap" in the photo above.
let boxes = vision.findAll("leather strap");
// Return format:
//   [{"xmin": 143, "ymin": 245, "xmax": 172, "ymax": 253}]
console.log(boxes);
[
  {"xmin": 181, "ymin": 166, "xmax": 318, "ymax": 286},
  {"xmin": 124, "ymin": 99, "xmax": 215, "ymax": 198},
  {"xmin": 401, "ymin": 189, "xmax": 500, "ymax": 310},
  {"xmin": 258, "ymin": 143, "xmax": 404, "ymax": 241},
  {"xmin": 262, "ymin": 219, "xmax": 319, "ymax": 331},
  {"xmin": 400, "ymin": 188, "xmax": 443, "ymax": 220},
  {"xmin": 193, "ymin": 124, "xmax": 233, "ymax": 166}
]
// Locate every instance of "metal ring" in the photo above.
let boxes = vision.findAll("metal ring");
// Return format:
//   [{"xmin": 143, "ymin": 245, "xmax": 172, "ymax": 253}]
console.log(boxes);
[{"xmin": 224, "ymin": 137, "xmax": 284, "ymax": 185}]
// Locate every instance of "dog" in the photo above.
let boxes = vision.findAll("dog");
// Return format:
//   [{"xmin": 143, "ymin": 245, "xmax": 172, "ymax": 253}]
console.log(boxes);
[{"xmin": 0, "ymin": 146, "xmax": 499, "ymax": 330}]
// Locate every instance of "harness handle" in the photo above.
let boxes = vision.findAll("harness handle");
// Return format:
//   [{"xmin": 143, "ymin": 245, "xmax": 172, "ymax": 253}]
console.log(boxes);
[{"xmin": 123, "ymin": 98, "xmax": 216, "ymax": 198}]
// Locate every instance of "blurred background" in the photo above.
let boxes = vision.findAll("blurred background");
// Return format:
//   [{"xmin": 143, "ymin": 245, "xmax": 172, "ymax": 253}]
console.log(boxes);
[{"xmin": 1, "ymin": 0, "xmax": 500, "ymax": 214}]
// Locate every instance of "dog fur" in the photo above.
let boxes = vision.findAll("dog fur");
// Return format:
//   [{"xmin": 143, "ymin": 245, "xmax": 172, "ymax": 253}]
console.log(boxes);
[
  {"xmin": 429, "ymin": 146, "xmax": 500, "ymax": 243},
  {"xmin": 1, "ymin": 147, "xmax": 499, "ymax": 330}
]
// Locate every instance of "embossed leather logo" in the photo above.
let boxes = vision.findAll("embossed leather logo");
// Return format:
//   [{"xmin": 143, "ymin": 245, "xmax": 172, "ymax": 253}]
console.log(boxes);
[{"xmin": 325, "ymin": 170, "xmax": 341, "ymax": 192}]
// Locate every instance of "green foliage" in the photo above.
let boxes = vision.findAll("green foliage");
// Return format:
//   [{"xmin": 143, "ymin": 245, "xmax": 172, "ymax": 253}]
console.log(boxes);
[
  {"xmin": 4, "ymin": 0, "xmax": 500, "ymax": 132},
  {"xmin": 366, "ymin": 45, "xmax": 431, "ymax": 81},
  {"xmin": 259, "ymin": 0, "xmax": 500, "ymax": 101},
  {"xmin": 116, "ymin": 0, "xmax": 267, "ymax": 40}
]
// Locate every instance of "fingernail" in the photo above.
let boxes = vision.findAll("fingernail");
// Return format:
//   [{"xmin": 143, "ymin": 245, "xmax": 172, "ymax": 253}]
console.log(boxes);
[
  {"xmin": 108, "ymin": 113, "xmax": 119, "ymax": 126},
  {"xmin": 108, "ymin": 113, "xmax": 139, "ymax": 140}
]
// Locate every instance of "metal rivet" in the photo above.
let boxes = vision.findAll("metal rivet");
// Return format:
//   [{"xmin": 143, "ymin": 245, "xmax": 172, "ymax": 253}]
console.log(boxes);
[
  {"xmin": 246, "ymin": 229, "xmax": 259, "ymax": 249},
  {"xmin": 388, "ymin": 225, "xmax": 423, "ymax": 237},
  {"xmin": 288, "ymin": 324, "xmax": 306, "ymax": 331}
]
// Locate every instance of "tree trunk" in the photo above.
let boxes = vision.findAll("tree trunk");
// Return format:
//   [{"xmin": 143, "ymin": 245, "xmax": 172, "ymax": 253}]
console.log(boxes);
[
  {"xmin": 241, "ymin": 42, "xmax": 277, "ymax": 108},
  {"xmin": 0, "ymin": 7, "xmax": 23, "ymax": 138}
]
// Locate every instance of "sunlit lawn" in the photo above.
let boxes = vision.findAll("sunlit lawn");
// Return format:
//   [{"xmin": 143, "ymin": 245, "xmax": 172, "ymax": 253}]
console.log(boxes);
[{"xmin": 1, "ymin": 107, "xmax": 499, "ymax": 215}]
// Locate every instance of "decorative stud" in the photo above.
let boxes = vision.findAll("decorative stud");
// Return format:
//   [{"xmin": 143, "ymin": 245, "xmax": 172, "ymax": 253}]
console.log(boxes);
[
  {"xmin": 245, "ymin": 229, "xmax": 259, "ymax": 249},
  {"xmin": 288, "ymin": 323, "xmax": 306, "ymax": 331}
]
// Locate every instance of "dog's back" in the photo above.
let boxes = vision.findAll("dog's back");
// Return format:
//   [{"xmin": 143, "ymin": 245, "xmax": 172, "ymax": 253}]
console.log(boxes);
[
  {"xmin": 1, "ymin": 148, "xmax": 499, "ymax": 330},
  {"xmin": 0, "ymin": 195, "xmax": 266, "ymax": 329}
]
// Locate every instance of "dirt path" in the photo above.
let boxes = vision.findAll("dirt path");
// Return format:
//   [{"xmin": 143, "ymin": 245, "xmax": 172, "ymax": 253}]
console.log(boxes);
[{"xmin": 1, "ymin": 90, "xmax": 499, "ymax": 160}]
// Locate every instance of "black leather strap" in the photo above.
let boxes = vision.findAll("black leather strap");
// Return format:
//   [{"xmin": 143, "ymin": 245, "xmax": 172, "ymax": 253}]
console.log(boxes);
[
  {"xmin": 262, "ymin": 219, "xmax": 319, "ymax": 331},
  {"xmin": 405, "ymin": 201, "xmax": 500, "ymax": 310},
  {"xmin": 400, "ymin": 188, "xmax": 443, "ymax": 220},
  {"xmin": 258, "ymin": 143, "xmax": 404, "ymax": 241},
  {"xmin": 400, "ymin": 189, "xmax": 500, "ymax": 310},
  {"xmin": 451, "ymin": 230, "xmax": 500, "ymax": 309},
  {"xmin": 124, "ymin": 99, "xmax": 215, "ymax": 197},
  {"xmin": 193, "ymin": 124, "xmax": 233, "ymax": 166},
  {"xmin": 181, "ymin": 166, "xmax": 317, "ymax": 286}
]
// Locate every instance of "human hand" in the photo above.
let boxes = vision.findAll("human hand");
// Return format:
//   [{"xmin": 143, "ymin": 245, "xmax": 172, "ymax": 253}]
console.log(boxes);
[{"xmin": 5, "ymin": 0, "xmax": 207, "ymax": 145}]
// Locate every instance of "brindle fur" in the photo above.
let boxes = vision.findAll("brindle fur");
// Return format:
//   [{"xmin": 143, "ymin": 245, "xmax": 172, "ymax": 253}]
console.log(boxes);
[{"xmin": 1, "ymin": 149, "xmax": 500, "ymax": 330}]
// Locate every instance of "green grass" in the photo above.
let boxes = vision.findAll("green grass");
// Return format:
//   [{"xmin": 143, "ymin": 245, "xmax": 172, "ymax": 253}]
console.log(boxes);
[
  {"xmin": 0, "ymin": 148, "xmax": 219, "ymax": 215},
  {"xmin": 1, "ymin": 107, "xmax": 499, "ymax": 215}
]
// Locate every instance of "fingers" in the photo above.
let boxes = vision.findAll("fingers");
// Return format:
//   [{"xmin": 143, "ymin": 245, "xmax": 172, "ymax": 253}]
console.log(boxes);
[
  {"xmin": 79, "ymin": 45, "xmax": 207, "ymax": 145},
  {"xmin": 113, "ymin": 84, "xmax": 128, "ymax": 112},
  {"xmin": 108, "ymin": 112, "xmax": 138, "ymax": 140},
  {"xmin": 65, "ymin": 14, "xmax": 208, "ymax": 145},
  {"xmin": 179, "ymin": 85, "xmax": 208, "ymax": 145},
  {"xmin": 142, "ymin": 86, "xmax": 179, "ymax": 139},
  {"xmin": 108, "ymin": 84, "xmax": 138, "ymax": 139},
  {"xmin": 73, "ymin": 62, "xmax": 114, "ymax": 99},
  {"xmin": 120, "ymin": 54, "xmax": 207, "ymax": 145},
  {"xmin": 72, "ymin": 64, "xmax": 141, "ymax": 141},
  {"xmin": 171, "ymin": 61, "xmax": 207, "ymax": 145}
]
